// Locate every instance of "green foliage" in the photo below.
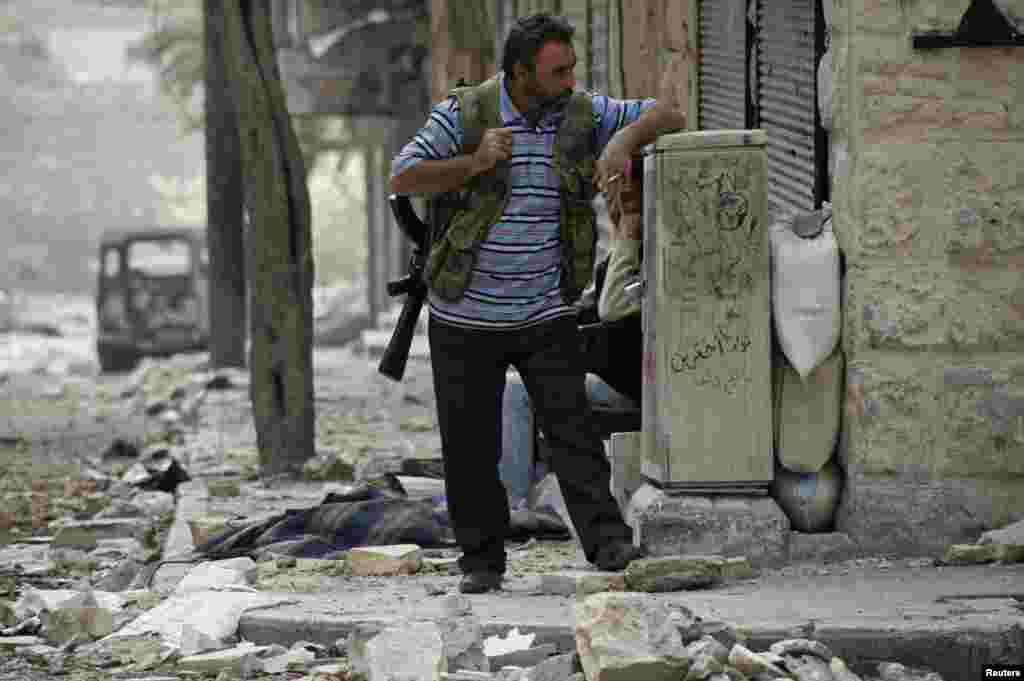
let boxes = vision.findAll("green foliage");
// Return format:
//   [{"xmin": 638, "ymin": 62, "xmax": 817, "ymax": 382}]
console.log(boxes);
[{"xmin": 131, "ymin": 0, "xmax": 370, "ymax": 285}]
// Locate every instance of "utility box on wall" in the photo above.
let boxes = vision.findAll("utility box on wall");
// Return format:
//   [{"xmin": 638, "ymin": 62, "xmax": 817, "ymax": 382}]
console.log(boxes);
[{"xmin": 641, "ymin": 130, "xmax": 773, "ymax": 492}]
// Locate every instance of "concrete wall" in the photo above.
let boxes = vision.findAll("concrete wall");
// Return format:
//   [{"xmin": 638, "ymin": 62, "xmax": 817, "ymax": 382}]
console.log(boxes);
[
  {"xmin": 830, "ymin": 0, "xmax": 1024, "ymax": 554},
  {"xmin": 621, "ymin": 0, "xmax": 696, "ymax": 122}
]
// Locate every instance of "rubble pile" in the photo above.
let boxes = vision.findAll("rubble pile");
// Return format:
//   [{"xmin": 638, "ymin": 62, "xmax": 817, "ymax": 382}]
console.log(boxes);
[{"xmin": 0, "ymin": 550, "xmax": 954, "ymax": 680}]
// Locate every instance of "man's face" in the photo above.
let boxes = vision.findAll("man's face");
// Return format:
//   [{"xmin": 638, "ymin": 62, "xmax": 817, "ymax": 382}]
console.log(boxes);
[{"xmin": 521, "ymin": 40, "xmax": 576, "ymax": 113}]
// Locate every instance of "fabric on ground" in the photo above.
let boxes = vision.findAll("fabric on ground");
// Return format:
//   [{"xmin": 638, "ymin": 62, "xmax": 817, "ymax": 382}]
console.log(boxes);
[{"xmin": 194, "ymin": 474, "xmax": 570, "ymax": 560}]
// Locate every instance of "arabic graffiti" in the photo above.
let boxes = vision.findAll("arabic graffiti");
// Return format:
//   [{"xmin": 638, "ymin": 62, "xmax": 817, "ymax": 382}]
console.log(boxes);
[
  {"xmin": 694, "ymin": 370, "xmax": 751, "ymax": 396},
  {"xmin": 659, "ymin": 152, "xmax": 765, "ymax": 301},
  {"xmin": 669, "ymin": 323, "xmax": 753, "ymax": 374}
]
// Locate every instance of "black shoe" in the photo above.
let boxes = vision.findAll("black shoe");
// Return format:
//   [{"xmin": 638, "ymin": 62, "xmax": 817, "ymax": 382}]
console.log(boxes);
[
  {"xmin": 458, "ymin": 571, "xmax": 503, "ymax": 594},
  {"xmin": 594, "ymin": 541, "xmax": 646, "ymax": 572}
]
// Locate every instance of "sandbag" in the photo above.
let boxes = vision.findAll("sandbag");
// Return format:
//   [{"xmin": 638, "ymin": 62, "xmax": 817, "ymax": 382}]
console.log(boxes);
[
  {"xmin": 773, "ymin": 349, "xmax": 845, "ymax": 474},
  {"xmin": 771, "ymin": 457, "xmax": 844, "ymax": 533},
  {"xmin": 770, "ymin": 206, "xmax": 841, "ymax": 379}
]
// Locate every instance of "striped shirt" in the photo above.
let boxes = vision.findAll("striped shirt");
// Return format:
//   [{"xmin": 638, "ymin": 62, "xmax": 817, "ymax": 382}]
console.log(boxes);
[{"xmin": 391, "ymin": 72, "xmax": 654, "ymax": 330}]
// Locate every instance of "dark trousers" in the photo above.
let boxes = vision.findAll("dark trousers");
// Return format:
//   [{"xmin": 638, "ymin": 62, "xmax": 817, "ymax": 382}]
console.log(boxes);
[{"xmin": 428, "ymin": 314, "xmax": 633, "ymax": 575}]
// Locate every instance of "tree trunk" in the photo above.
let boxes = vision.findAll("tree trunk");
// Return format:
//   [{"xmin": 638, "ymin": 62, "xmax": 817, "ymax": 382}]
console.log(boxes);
[
  {"xmin": 204, "ymin": 0, "xmax": 247, "ymax": 369},
  {"xmin": 223, "ymin": 0, "xmax": 316, "ymax": 475}
]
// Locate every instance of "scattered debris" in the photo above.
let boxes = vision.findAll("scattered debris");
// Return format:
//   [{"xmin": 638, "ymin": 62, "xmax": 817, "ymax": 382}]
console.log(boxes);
[
  {"xmin": 207, "ymin": 478, "xmax": 242, "ymax": 498},
  {"xmin": 623, "ymin": 555, "xmax": 725, "ymax": 592},
  {"xmin": 349, "ymin": 544, "xmax": 423, "ymax": 577}
]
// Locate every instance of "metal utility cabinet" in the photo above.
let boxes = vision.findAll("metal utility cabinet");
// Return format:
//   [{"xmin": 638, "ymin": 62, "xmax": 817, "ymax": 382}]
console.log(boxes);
[{"xmin": 641, "ymin": 130, "xmax": 773, "ymax": 492}]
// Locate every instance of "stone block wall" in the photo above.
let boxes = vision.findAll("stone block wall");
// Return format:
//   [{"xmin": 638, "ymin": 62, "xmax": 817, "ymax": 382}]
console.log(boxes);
[{"xmin": 830, "ymin": 0, "xmax": 1024, "ymax": 554}]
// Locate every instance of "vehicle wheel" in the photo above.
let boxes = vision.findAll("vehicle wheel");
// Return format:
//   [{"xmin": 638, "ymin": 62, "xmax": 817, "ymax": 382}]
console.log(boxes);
[{"xmin": 97, "ymin": 343, "xmax": 138, "ymax": 373}]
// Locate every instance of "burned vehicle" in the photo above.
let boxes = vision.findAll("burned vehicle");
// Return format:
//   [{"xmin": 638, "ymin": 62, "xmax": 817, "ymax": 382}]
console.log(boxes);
[{"xmin": 95, "ymin": 227, "xmax": 210, "ymax": 372}]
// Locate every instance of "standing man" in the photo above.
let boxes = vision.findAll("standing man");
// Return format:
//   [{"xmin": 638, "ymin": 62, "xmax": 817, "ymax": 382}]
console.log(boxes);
[{"xmin": 391, "ymin": 13, "xmax": 685, "ymax": 593}]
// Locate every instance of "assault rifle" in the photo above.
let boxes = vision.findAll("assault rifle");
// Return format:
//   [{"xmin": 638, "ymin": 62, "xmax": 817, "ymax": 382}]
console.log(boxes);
[{"xmin": 378, "ymin": 194, "xmax": 430, "ymax": 382}]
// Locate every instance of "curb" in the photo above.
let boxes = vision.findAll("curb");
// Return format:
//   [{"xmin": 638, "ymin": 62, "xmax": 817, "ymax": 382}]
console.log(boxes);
[{"xmin": 237, "ymin": 606, "xmax": 1024, "ymax": 680}]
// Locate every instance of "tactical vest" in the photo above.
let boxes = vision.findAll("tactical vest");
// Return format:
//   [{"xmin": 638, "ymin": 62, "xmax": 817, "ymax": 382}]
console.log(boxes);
[{"xmin": 424, "ymin": 75, "xmax": 598, "ymax": 304}]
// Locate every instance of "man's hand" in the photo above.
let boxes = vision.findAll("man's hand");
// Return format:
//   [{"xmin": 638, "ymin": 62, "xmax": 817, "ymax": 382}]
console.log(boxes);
[
  {"xmin": 473, "ymin": 127, "xmax": 514, "ymax": 174},
  {"xmin": 595, "ymin": 137, "xmax": 630, "ymax": 194},
  {"xmin": 606, "ymin": 176, "xmax": 643, "ymax": 240}
]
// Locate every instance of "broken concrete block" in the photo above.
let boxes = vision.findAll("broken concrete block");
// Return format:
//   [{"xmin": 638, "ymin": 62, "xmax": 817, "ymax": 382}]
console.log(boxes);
[
  {"xmin": 683, "ymin": 636, "xmax": 730, "ymax": 678},
  {"xmin": 55, "ymin": 519, "xmax": 145, "ymax": 544},
  {"xmin": 830, "ymin": 656, "xmax": 866, "ymax": 681},
  {"xmin": 40, "ymin": 591, "xmax": 116, "ymax": 644},
  {"xmin": 487, "ymin": 642, "xmax": 557, "ymax": 671},
  {"xmin": 259, "ymin": 645, "xmax": 317, "ymax": 674},
  {"xmin": 423, "ymin": 556, "xmax": 460, "ymax": 574},
  {"xmin": 130, "ymin": 490, "xmax": 176, "ymax": 518},
  {"xmin": 207, "ymin": 479, "xmax": 241, "ymax": 498},
  {"xmin": 769, "ymin": 638, "xmax": 834, "ymax": 661},
  {"xmin": 978, "ymin": 519, "xmax": 1024, "ymax": 547},
  {"xmin": 623, "ymin": 555, "xmax": 725, "ymax": 592},
  {"xmin": 995, "ymin": 544, "xmax": 1024, "ymax": 563},
  {"xmin": 728, "ymin": 643, "xmax": 788, "ymax": 678},
  {"xmin": 348, "ymin": 544, "xmax": 422, "ymax": 576},
  {"xmin": 721, "ymin": 556, "xmax": 757, "ymax": 580},
  {"xmin": 943, "ymin": 543, "xmax": 999, "ymax": 565},
  {"xmin": 177, "ymin": 642, "xmax": 270, "ymax": 676},
  {"xmin": 94, "ymin": 558, "xmax": 144, "ymax": 592},
  {"xmin": 303, "ymin": 452, "xmax": 355, "ymax": 482},
  {"xmin": 482, "ymin": 627, "xmax": 535, "ymax": 658},
  {"xmin": 174, "ymin": 557, "xmax": 257, "ymax": 595},
  {"xmin": 90, "ymin": 537, "xmax": 147, "ymax": 563},
  {"xmin": 187, "ymin": 514, "xmax": 230, "ymax": 547},
  {"xmin": 51, "ymin": 525, "xmax": 98, "ymax": 551},
  {"xmin": 0, "ymin": 598, "xmax": 16, "ymax": 627},
  {"xmin": 353, "ymin": 620, "xmax": 445, "ymax": 681},
  {"xmin": 576, "ymin": 574, "xmax": 627, "ymax": 598},
  {"xmin": 575, "ymin": 592, "xmax": 696, "ymax": 681},
  {"xmin": 439, "ymin": 595, "xmax": 487, "ymax": 673},
  {"xmin": 528, "ymin": 652, "xmax": 577, "ymax": 681},
  {"xmin": 785, "ymin": 651, "xmax": 837, "ymax": 680},
  {"xmin": 0, "ymin": 635, "xmax": 45, "ymax": 652}
]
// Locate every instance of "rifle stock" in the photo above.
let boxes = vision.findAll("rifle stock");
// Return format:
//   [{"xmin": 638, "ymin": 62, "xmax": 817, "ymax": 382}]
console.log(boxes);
[{"xmin": 378, "ymin": 195, "xmax": 430, "ymax": 382}]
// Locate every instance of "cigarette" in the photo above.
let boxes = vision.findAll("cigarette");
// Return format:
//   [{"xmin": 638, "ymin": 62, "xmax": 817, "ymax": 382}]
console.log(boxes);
[{"xmin": 606, "ymin": 174, "xmax": 622, "ymax": 183}]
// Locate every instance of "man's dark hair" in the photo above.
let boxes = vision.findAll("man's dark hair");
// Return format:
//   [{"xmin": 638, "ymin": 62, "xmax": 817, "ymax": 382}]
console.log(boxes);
[{"xmin": 501, "ymin": 13, "xmax": 575, "ymax": 79}]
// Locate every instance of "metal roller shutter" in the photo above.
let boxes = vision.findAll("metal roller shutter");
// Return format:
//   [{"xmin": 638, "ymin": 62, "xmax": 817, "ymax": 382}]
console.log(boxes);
[
  {"xmin": 699, "ymin": 0, "xmax": 749, "ymax": 130},
  {"xmin": 757, "ymin": 0, "xmax": 821, "ymax": 216}
]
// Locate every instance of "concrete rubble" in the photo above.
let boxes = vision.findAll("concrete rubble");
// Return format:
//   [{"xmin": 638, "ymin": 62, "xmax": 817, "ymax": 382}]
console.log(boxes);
[{"xmin": 2, "ymin": 339, "xmax": 1023, "ymax": 680}]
